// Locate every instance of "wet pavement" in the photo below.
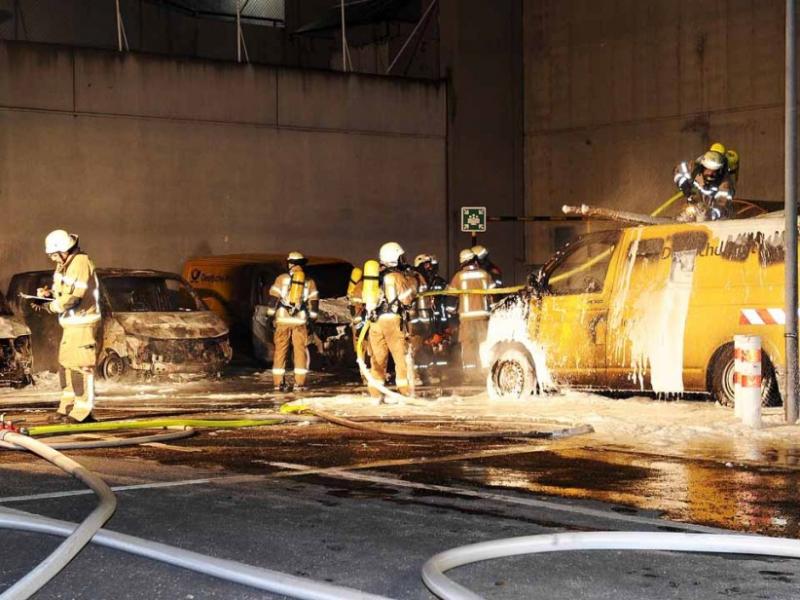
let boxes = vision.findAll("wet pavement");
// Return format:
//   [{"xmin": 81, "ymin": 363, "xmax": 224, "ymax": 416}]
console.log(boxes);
[{"xmin": 2, "ymin": 369, "xmax": 800, "ymax": 597}]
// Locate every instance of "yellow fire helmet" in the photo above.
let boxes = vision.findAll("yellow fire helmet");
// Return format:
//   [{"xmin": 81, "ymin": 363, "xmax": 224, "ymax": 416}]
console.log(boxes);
[{"xmin": 709, "ymin": 142, "xmax": 727, "ymax": 155}]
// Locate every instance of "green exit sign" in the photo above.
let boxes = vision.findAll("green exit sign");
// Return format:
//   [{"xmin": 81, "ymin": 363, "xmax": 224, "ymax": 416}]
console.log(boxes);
[{"xmin": 461, "ymin": 206, "xmax": 487, "ymax": 232}]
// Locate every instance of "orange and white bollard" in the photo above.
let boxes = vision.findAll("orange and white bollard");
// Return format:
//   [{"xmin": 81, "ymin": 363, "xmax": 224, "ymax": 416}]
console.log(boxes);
[{"xmin": 734, "ymin": 335, "xmax": 762, "ymax": 428}]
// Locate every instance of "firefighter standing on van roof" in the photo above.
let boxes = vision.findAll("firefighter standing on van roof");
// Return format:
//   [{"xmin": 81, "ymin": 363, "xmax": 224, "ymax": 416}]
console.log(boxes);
[
  {"xmin": 449, "ymin": 248, "xmax": 496, "ymax": 380},
  {"xmin": 35, "ymin": 230, "xmax": 101, "ymax": 423},
  {"xmin": 365, "ymin": 242, "xmax": 418, "ymax": 402},
  {"xmin": 673, "ymin": 142, "xmax": 738, "ymax": 222},
  {"xmin": 267, "ymin": 252, "xmax": 319, "ymax": 392}
]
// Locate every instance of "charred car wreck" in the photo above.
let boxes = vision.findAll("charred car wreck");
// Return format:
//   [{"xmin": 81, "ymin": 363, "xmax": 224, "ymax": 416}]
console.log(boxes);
[
  {"xmin": 8, "ymin": 269, "xmax": 232, "ymax": 379},
  {"xmin": 0, "ymin": 291, "xmax": 34, "ymax": 387}
]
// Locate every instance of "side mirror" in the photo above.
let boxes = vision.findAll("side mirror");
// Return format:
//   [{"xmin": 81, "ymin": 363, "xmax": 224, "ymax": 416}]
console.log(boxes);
[{"xmin": 527, "ymin": 267, "xmax": 546, "ymax": 296}]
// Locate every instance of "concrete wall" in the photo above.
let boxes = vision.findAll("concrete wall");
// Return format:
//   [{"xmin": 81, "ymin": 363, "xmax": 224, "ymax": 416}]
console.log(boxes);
[
  {"xmin": 439, "ymin": 0, "xmax": 525, "ymax": 283},
  {"xmin": 524, "ymin": 0, "xmax": 788, "ymax": 263},
  {"xmin": 0, "ymin": 40, "xmax": 447, "ymax": 289}
]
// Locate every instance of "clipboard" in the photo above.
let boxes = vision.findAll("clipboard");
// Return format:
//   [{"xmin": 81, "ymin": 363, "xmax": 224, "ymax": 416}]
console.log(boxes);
[{"xmin": 19, "ymin": 293, "xmax": 54, "ymax": 304}]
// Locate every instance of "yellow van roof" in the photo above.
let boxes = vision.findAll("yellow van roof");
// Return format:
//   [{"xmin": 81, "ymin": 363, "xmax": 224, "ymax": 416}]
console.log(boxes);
[{"xmin": 185, "ymin": 253, "xmax": 350, "ymax": 266}]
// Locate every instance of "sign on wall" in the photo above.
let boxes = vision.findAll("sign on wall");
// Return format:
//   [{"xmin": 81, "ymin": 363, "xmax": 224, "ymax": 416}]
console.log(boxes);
[{"xmin": 460, "ymin": 206, "xmax": 487, "ymax": 233}]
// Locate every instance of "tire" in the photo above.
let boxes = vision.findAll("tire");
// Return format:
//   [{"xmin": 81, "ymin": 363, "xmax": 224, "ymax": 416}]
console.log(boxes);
[
  {"xmin": 710, "ymin": 344, "xmax": 780, "ymax": 408},
  {"xmin": 487, "ymin": 346, "xmax": 537, "ymax": 401},
  {"xmin": 100, "ymin": 351, "xmax": 128, "ymax": 381}
]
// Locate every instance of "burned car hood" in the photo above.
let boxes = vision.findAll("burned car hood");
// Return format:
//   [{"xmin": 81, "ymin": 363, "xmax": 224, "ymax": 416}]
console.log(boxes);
[
  {"xmin": 0, "ymin": 316, "xmax": 31, "ymax": 339},
  {"xmin": 114, "ymin": 312, "xmax": 228, "ymax": 340},
  {"xmin": 317, "ymin": 297, "xmax": 352, "ymax": 324}
]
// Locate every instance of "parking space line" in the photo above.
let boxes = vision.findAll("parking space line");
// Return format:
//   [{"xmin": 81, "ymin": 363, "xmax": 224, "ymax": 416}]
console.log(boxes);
[{"xmin": 0, "ymin": 478, "xmax": 212, "ymax": 504}]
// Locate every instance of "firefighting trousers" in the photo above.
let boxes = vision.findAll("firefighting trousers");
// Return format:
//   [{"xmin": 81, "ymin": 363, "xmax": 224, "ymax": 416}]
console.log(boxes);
[
  {"xmin": 57, "ymin": 322, "xmax": 99, "ymax": 421},
  {"xmin": 272, "ymin": 324, "xmax": 309, "ymax": 386},
  {"xmin": 368, "ymin": 316, "xmax": 411, "ymax": 397},
  {"xmin": 459, "ymin": 317, "xmax": 489, "ymax": 372}
]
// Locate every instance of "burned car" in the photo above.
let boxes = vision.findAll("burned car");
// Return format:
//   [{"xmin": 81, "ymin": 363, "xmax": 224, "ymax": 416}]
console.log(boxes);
[
  {"xmin": 0, "ymin": 290, "xmax": 33, "ymax": 387},
  {"xmin": 8, "ymin": 269, "xmax": 232, "ymax": 379}
]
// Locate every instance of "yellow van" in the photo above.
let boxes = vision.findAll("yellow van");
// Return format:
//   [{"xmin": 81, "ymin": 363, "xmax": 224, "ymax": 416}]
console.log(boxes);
[{"xmin": 483, "ymin": 215, "xmax": 790, "ymax": 407}]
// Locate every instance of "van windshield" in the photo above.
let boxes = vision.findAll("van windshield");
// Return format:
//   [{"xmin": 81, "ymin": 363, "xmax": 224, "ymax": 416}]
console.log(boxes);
[{"xmin": 103, "ymin": 276, "xmax": 204, "ymax": 313}]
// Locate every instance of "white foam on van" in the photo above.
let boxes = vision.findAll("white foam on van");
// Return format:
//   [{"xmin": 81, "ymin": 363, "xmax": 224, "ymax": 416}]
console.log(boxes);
[
  {"xmin": 482, "ymin": 295, "xmax": 555, "ymax": 391},
  {"xmin": 610, "ymin": 229, "xmax": 695, "ymax": 394}
]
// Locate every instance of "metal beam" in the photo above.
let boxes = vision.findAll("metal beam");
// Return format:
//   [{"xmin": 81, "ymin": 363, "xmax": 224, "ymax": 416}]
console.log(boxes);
[{"xmin": 785, "ymin": 0, "xmax": 799, "ymax": 423}]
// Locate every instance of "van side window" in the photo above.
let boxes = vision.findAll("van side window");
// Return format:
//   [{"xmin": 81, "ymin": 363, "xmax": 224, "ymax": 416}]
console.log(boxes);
[
  {"xmin": 672, "ymin": 231, "xmax": 708, "ymax": 253},
  {"xmin": 546, "ymin": 233, "xmax": 618, "ymax": 296},
  {"xmin": 628, "ymin": 238, "xmax": 663, "ymax": 262}
]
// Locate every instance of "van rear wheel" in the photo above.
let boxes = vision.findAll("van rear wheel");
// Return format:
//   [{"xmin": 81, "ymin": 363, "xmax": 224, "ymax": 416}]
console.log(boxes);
[
  {"xmin": 487, "ymin": 347, "xmax": 536, "ymax": 401},
  {"xmin": 710, "ymin": 344, "xmax": 780, "ymax": 408}
]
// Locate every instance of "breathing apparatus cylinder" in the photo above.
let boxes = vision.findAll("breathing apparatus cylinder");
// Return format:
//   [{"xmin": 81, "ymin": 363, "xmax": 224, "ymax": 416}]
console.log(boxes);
[
  {"xmin": 362, "ymin": 260, "xmax": 381, "ymax": 313},
  {"xmin": 288, "ymin": 268, "xmax": 305, "ymax": 308},
  {"xmin": 347, "ymin": 267, "xmax": 363, "ymax": 297}
]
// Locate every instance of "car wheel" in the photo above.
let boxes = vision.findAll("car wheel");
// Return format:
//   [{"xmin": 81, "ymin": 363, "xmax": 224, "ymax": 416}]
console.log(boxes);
[
  {"xmin": 101, "ymin": 352, "xmax": 127, "ymax": 380},
  {"xmin": 710, "ymin": 344, "xmax": 780, "ymax": 408},
  {"xmin": 487, "ymin": 346, "xmax": 536, "ymax": 401}
]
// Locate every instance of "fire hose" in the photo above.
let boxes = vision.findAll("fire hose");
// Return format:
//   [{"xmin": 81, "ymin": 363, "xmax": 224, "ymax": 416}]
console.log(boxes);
[{"xmin": 0, "ymin": 431, "xmax": 117, "ymax": 600}]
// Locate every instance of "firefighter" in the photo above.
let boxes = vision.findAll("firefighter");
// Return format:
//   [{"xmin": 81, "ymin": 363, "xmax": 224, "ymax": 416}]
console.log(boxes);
[
  {"xmin": 35, "ymin": 230, "xmax": 100, "ymax": 423},
  {"xmin": 471, "ymin": 245, "xmax": 503, "ymax": 286},
  {"xmin": 405, "ymin": 256, "xmax": 431, "ymax": 382},
  {"xmin": 267, "ymin": 252, "xmax": 319, "ymax": 392},
  {"xmin": 366, "ymin": 242, "xmax": 417, "ymax": 402},
  {"xmin": 673, "ymin": 142, "xmax": 737, "ymax": 222},
  {"xmin": 449, "ymin": 248, "xmax": 496, "ymax": 381},
  {"xmin": 415, "ymin": 254, "xmax": 449, "ymax": 333}
]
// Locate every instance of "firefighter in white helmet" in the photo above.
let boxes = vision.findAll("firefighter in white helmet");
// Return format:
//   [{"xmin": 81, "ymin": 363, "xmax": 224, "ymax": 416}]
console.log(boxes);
[
  {"xmin": 673, "ymin": 142, "xmax": 737, "ymax": 222},
  {"xmin": 267, "ymin": 252, "xmax": 319, "ymax": 392},
  {"xmin": 470, "ymin": 245, "xmax": 503, "ymax": 286},
  {"xmin": 448, "ymin": 248, "xmax": 496, "ymax": 381},
  {"xmin": 366, "ymin": 242, "xmax": 418, "ymax": 402},
  {"xmin": 35, "ymin": 230, "xmax": 100, "ymax": 423}
]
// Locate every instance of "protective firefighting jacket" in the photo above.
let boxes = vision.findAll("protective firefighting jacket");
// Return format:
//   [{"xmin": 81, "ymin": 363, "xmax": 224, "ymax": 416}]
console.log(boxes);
[
  {"xmin": 448, "ymin": 264, "xmax": 495, "ymax": 320},
  {"xmin": 375, "ymin": 269, "xmax": 417, "ymax": 321},
  {"xmin": 268, "ymin": 269, "xmax": 319, "ymax": 326},
  {"xmin": 673, "ymin": 157, "xmax": 736, "ymax": 216},
  {"xmin": 405, "ymin": 268, "xmax": 430, "ymax": 330},
  {"xmin": 48, "ymin": 251, "xmax": 100, "ymax": 326}
]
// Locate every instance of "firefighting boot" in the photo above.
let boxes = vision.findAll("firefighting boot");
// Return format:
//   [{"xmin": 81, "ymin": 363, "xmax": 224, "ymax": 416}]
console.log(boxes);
[
  {"xmin": 57, "ymin": 367, "xmax": 74, "ymax": 416},
  {"xmin": 68, "ymin": 369, "xmax": 96, "ymax": 423}
]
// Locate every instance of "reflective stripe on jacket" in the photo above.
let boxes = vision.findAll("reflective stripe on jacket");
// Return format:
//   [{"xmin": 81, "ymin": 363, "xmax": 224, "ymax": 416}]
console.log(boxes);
[{"xmin": 449, "ymin": 265, "xmax": 495, "ymax": 320}]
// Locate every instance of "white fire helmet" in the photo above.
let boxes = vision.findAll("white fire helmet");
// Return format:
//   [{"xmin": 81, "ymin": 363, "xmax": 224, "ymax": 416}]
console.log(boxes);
[
  {"xmin": 287, "ymin": 251, "xmax": 307, "ymax": 266},
  {"xmin": 459, "ymin": 248, "xmax": 476, "ymax": 265},
  {"xmin": 44, "ymin": 230, "xmax": 77, "ymax": 254},
  {"xmin": 414, "ymin": 253, "xmax": 433, "ymax": 268},
  {"xmin": 700, "ymin": 150, "xmax": 724, "ymax": 171},
  {"xmin": 471, "ymin": 245, "xmax": 489, "ymax": 260},
  {"xmin": 379, "ymin": 242, "xmax": 405, "ymax": 267}
]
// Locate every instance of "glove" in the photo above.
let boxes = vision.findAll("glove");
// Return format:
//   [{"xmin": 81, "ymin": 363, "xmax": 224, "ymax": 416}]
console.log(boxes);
[{"xmin": 679, "ymin": 180, "xmax": 692, "ymax": 198}]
